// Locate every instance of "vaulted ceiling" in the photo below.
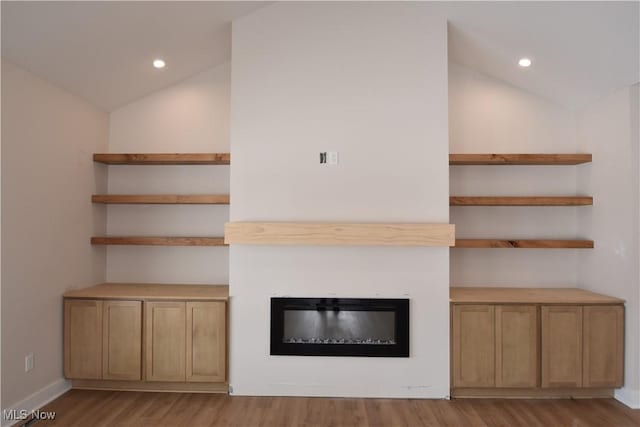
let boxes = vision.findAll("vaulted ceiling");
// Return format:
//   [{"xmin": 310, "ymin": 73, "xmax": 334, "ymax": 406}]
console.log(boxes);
[
  {"xmin": 2, "ymin": 1, "xmax": 638, "ymax": 111},
  {"xmin": 1, "ymin": 1, "xmax": 266, "ymax": 110},
  {"xmin": 442, "ymin": 1, "xmax": 639, "ymax": 109}
]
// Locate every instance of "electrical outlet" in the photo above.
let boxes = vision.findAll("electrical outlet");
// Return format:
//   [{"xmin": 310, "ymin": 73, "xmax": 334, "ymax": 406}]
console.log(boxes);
[{"xmin": 25, "ymin": 353, "xmax": 34, "ymax": 372}]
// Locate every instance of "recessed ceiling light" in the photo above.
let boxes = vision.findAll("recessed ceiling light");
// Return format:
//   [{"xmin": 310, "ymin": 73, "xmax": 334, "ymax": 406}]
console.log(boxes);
[
  {"xmin": 518, "ymin": 58, "xmax": 532, "ymax": 67},
  {"xmin": 153, "ymin": 59, "xmax": 166, "ymax": 69}
]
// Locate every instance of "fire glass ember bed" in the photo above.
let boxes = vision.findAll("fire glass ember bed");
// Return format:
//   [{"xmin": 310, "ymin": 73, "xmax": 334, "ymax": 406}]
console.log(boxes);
[{"xmin": 270, "ymin": 297, "xmax": 409, "ymax": 357}]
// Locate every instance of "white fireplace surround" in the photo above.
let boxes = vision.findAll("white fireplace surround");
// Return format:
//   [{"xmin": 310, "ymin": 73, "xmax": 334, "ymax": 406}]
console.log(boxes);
[{"xmin": 228, "ymin": 3, "xmax": 450, "ymax": 398}]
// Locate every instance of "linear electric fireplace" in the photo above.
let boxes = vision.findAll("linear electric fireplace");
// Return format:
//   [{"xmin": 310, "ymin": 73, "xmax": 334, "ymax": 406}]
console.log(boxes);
[{"xmin": 270, "ymin": 298, "xmax": 409, "ymax": 357}]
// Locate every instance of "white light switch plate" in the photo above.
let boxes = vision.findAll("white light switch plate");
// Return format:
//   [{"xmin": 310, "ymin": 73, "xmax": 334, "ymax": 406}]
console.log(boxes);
[{"xmin": 327, "ymin": 151, "xmax": 339, "ymax": 165}]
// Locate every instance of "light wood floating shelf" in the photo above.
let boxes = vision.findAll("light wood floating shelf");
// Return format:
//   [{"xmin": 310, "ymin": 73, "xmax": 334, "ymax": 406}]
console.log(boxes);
[
  {"xmin": 92, "ymin": 195, "xmax": 230, "ymax": 205},
  {"xmin": 449, "ymin": 154, "xmax": 592, "ymax": 165},
  {"xmin": 93, "ymin": 153, "xmax": 230, "ymax": 165},
  {"xmin": 450, "ymin": 196, "xmax": 593, "ymax": 206},
  {"xmin": 450, "ymin": 287, "xmax": 624, "ymax": 305},
  {"xmin": 64, "ymin": 283, "xmax": 229, "ymax": 301},
  {"xmin": 90, "ymin": 236, "xmax": 227, "ymax": 246},
  {"xmin": 225, "ymin": 222, "xmax": 455, "ymax": 246},
  {"xmin": 455, "ymin": 239, "xmax": 594, "ymax": 249}
]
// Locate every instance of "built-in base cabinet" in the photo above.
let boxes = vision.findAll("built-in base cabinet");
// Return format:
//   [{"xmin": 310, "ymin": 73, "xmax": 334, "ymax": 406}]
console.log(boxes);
[
  {"xmin": 452, "ymin": 304, "xmax": 538, "ymax": 389},
  {"xmin": 186, "ymin": 302, "xmax": 227, "ymax": 382},
  {"xmin": 540, "ymin": 305, "xmax": 583, "ymax": 387},
  {"xmin": 145, "ymin": 301, "xmax": 226, "ymax": 383},
  {"xmin": 64, "ymin": 295, "xmax": 227, "ymax": 392},
  {"xmin": 64, "ymin": 299, "xmax": 104, "ymax": 380},
  {"xmin": 451, "ymin": 297, "xmax": 624, "ymax": 397},
  {"xmin": 103, "ymin": 300, "xmax": 142, "ymax": 380},
  {"xmin": 496, "ymin": 305, "xmax": 539, "ymax": 388},
  {"xmin": 540, "ymin": 305, "xmax": 624, "ymax": 389},
  {"xmin": 582, "ymin": 305, "xmax": 625, "ymax": 388},
  {"xmin": 145, "ymin": 301, "xmax": 186, "ymax": 382}
]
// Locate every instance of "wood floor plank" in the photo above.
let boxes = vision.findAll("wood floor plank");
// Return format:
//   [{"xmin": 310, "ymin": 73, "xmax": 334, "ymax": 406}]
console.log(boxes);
[
  {"xmin": 604, "ymin": 399, "xmax": 640, "ymax": 425},
  {"xmin": 182, "ymin": 393, "xmax": 226, "ymax": 427},
  {"xmin": 505, "ymin": 401, "xmax": 545, "ymax": 427},
  {"xmin": 37, "ymin": 390, "xmax": 640, "ymax": 427},
  {"xmin": 409, "ymin": 399, "xmax": 443, "ymax": 426},
  {"xmin": 65, "ymin": 390, "xmax": 120, "ymax": 427},
  {"xmin": 362, "ymin": 398, "xmax": 387, "ymax": 426},
  {"xmin": 449, "ymin": 399, "xmax": 491, "ymax": 427},
  {"xmin": 107, "ymin": 392, "xmax": 156, "ymax": 426},
  {"xmin": 432, "ymin": 399, "xmax": 480, "ymax": 426},
  {"xmin": 550, "ymin": 399, "xmax": 599, "ymax": 426},
  {"xmin": 492, "ymin": 400, "xmax": 536, "ymax": 426},
  {"xmin": 463, "ymin": 400, "xmax": 510, "ymax": 427}
]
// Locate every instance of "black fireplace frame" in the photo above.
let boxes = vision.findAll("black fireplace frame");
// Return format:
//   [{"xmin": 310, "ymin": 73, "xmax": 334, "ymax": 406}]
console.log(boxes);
[{"xmin": 270, "ymin": 297, "xmax": 409, "ymax": 357}]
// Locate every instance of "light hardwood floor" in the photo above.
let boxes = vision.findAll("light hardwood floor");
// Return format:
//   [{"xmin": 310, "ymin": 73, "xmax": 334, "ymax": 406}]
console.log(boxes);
[{"xmin": 29, "ymin": 390, "xmax": 640, "ymax": 426}]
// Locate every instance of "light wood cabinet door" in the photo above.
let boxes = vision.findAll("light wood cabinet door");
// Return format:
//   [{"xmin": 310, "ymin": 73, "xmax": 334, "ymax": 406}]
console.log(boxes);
[
  {"xmin": 541, "ymin": 306, "xmax": 583, "ymax": 388},
  {"xmin": 186, "ymin": 302, "xmax": 226, "ymax": 382},
  {"xmin": 102, "ymin": 300, "xmax": 142, "ymax": 380},
  {"xmin": 64, "ymin": 299, "xmax": 103, "ymax": 379},
  {"xmin": 145, "ymin": 301, "xmax": 186, "ymax": 382},
  {"xmin": 495, "ymin": 305, "xmax": 538, "ymax": 388},
  {"xmin": 452, "ymin": 305, "xmax": 495, "ymax": 388},
  {"xmin": 583, "ymin": 305, "xmax": 624, "ymax": 388}
]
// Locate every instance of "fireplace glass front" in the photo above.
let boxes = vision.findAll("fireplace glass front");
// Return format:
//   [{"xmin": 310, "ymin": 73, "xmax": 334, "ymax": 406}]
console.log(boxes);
[{"xmin": 271, "ymin": 298, "xmax": 409, "ymax": 357}]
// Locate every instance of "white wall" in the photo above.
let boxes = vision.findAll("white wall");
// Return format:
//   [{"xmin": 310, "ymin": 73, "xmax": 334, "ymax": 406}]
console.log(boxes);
[
  {"xmin": 106, "ymin": 64, "xmax": 230, "ymax": 284},
  {"xmin": 0, "ymin": 55, "xmax": 3, "ymax": 414},
  {"xmin": 449, "ymin": 63, "xmax": 583, "ymax": 286},
  {"xmin": 229, "ymin": 2, "xmax": 450, "ymax": 398},
  {"xmin": 577, "ymin": 84, "xmax": 640, "ymax": 407},
  {"xmin": 1, "ymin": 60, "xmax": 108, "ymax": 411},
  {"xmin": 636, "ymin": 83, "xmax": 640, "ymax": 408}
]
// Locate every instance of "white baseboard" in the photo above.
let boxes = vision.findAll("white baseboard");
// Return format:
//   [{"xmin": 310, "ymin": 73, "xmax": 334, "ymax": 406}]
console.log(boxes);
[
  {"xmin": 1, "ymin": 378, "xmax": 71, "ymax": 427},
  {"xmin": 229, "ymin": 382, "xmax": 449, "ymax": 399},
  {"xmin": 615, "ymin": 387, "xmax": 640, "ymax": 409}
]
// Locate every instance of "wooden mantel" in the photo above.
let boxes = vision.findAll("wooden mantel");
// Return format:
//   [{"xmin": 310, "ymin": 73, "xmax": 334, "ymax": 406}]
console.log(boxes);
[{"xmin": 224, "ymin": 222, "xmax": 455, "ymax": 246}]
